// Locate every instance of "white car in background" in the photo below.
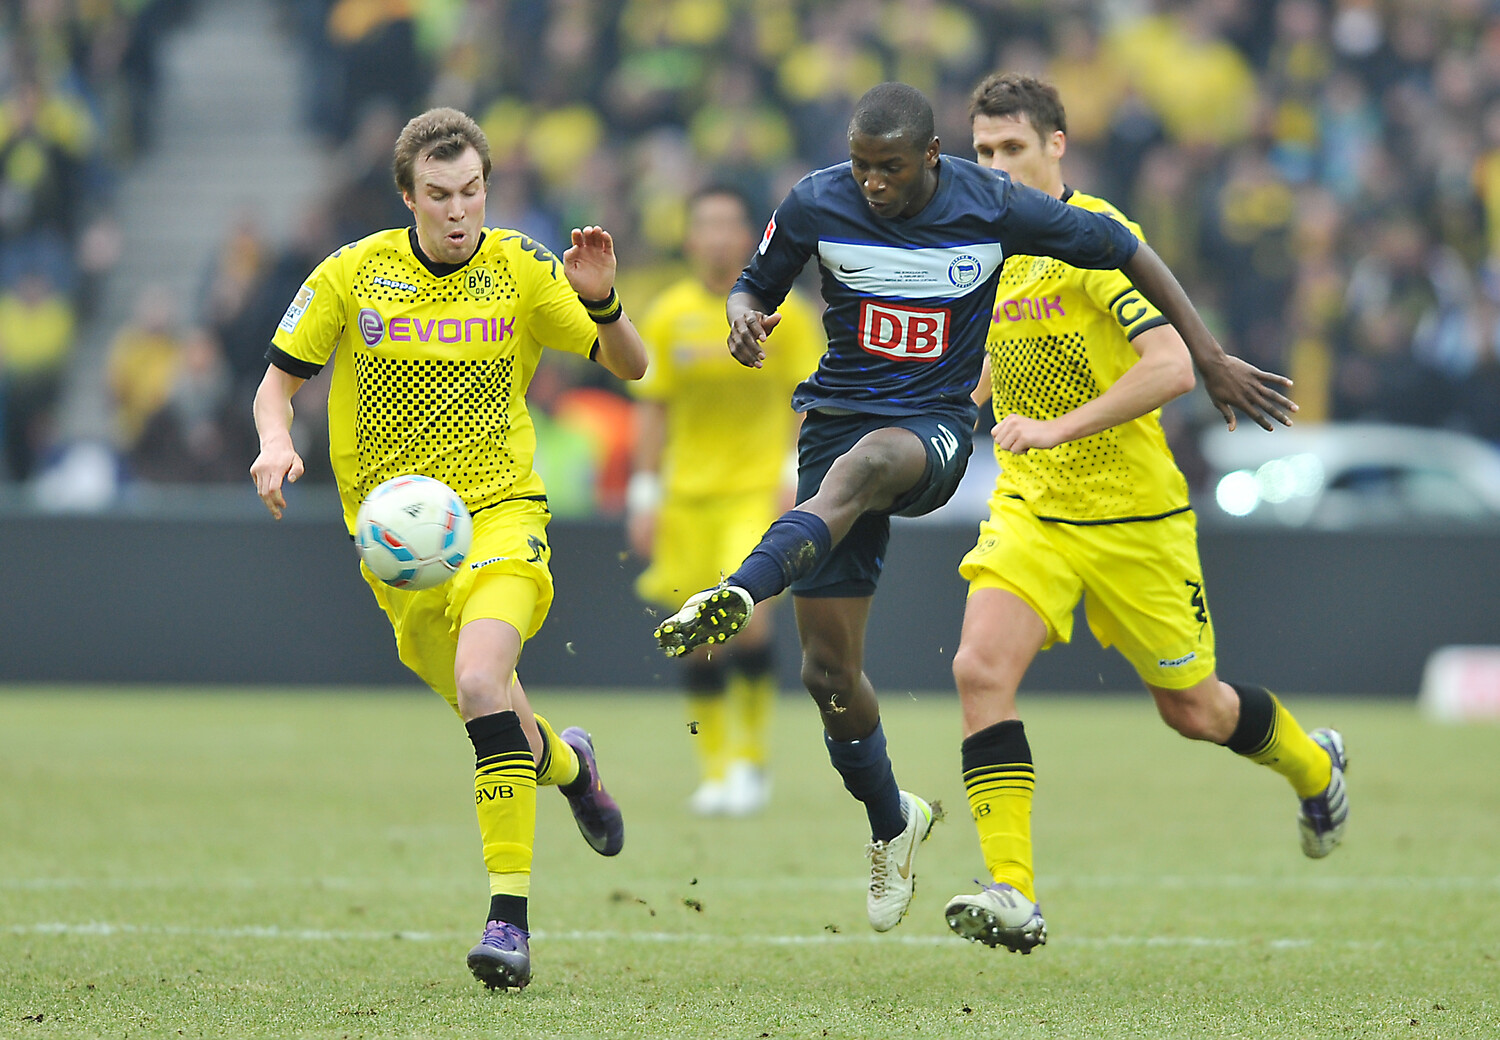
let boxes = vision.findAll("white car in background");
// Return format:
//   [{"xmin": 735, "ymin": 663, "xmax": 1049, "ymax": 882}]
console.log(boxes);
[{"xmin": 1200, "ymin": 422, "xmax": 1500, "ymax": 527}]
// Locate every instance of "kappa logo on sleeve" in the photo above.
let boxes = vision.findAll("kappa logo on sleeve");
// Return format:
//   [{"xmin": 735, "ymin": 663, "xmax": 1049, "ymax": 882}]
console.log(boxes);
[{"xmin": 278, "ymin": 284, "xmax": 314, "ymax": 334}]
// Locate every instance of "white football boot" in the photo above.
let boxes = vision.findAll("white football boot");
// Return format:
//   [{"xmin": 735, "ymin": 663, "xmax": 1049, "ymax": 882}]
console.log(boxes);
[
  {"xmin": 944, "ymin": 882, "xmax": 1047, "ymax": 954},
  {"xmin": 865, "ymin": 791, "xmax": 934, "ymax": 932},
  {"xmin": 654, "ymin": 583, "xmax": 754, "ymax": 657},
  {"xmin": 1298, "ymin": 727, "xmax": 1349, "ymax": 858}
]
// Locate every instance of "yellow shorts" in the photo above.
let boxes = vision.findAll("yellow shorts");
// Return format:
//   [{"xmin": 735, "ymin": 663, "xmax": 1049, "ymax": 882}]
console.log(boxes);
[
  {"xmin": 636, "ymin": 489, "xmax": 779, "ymax": 609},
  {"xmin": 363, "ymin": 498, "xmax": 554, "ymax": 708},
  {"xmin": 959, "ymin": 495, "xmax": 1216, "ymax": 689}
]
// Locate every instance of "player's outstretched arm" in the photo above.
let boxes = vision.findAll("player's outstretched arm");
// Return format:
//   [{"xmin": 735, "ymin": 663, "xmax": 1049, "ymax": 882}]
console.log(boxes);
[
  {"xmin": 726, "ymin": 290, "xmax": 782, "ymax": 369},
  {"xmin": 993, "ymin": 324, "xmax": 1195, "ymax": 454},
  {"xmin": 250, "ymin": 365, "xmax": 307, "ymax": 520},
  {"xmin": 1121, "ymin": 241, "xmax": 1296, "ymax": 431},
  {"xmin": 564, "ymin": 225, "xmax": 648, "ymax": 381}
]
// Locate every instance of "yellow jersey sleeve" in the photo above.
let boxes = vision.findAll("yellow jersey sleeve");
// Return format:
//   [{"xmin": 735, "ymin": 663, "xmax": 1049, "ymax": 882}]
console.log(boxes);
[
  {"xmin": 500, "ymin": 232, "xmax": 598, "ymax": 361},
  {"xmin": 1074, "ymin": 202, "xmax": 1168, "ymax": 348},
  {"xmin": 270, "ymin": 244, "xmax": 354, "ymax": 372}
]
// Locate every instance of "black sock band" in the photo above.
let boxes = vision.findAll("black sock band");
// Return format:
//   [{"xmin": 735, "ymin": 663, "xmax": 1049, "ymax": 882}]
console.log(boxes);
[
  {"xmin": 488, "ymin": 893, "xmax": 528, "ymax": 932},
  {"xmin": 961, "ymin": 719, "xmax": 1031, "ymax": 773},
  {"xmin": 465, "ymin": 710, "xmax": 527, "ymax": 764},
  {"xmin": 1223, "ymin": 682, "xmax": 1276, "ymax": 755}
]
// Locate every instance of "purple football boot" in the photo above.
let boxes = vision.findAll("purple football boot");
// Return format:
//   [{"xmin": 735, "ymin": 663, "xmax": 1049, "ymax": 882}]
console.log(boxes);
[
  {"xmin": 467, "ymin": 920, "xmax": 530, "ymax": 990},
  {"xmin": 560, "ymin": 727, "xmax": 624, "ymax": 856}
]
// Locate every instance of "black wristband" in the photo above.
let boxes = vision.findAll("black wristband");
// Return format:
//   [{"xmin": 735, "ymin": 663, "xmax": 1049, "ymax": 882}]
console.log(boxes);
[{"xmin": 580, "ymin": 287, "xmax": 623, "ymax": 324}]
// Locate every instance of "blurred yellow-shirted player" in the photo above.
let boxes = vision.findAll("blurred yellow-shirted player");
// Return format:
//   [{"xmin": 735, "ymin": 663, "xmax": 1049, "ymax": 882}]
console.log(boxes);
[
  {"xmin": 249, "ymin": 108, "xmax": 648, "ymax": 991},
  {"xmin": 627, "ymin": 186, "xmax": 823, "ymax": 816},
  {"xmin": 941, "ymin": 74, "xmax": 1349, "ymax": 955}
]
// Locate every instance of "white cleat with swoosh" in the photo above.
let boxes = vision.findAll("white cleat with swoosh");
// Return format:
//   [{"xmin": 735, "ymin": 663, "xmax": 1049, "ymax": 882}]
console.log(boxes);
[{"xmin": 866, "ymin": 791, "xmax": 934, "ymax": 932}]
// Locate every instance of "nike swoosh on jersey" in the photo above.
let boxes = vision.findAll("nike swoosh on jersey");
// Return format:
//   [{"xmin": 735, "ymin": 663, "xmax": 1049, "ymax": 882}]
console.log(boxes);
[{"xmin": 820, "ymin": 241, "xmax": 1003, "ymax": 300}]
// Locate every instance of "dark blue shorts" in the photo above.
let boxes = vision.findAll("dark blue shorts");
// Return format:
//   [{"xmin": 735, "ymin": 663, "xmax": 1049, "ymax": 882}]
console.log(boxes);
[{"xmin": 791, "ymin": 408, "xmax": 974, "ymax": 598}]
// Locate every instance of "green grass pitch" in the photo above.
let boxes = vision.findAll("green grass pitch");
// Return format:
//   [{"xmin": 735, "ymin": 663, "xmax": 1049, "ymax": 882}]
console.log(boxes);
[{"xmin": 2, "ymin": 687, "xmax": 1498, "ymax": 1039}]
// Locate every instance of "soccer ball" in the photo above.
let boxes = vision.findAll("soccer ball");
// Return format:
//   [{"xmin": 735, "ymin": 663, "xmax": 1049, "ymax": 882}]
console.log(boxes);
[{"xmin": 354, "ymin": 475, "xmax": 473, "ymax": 590}]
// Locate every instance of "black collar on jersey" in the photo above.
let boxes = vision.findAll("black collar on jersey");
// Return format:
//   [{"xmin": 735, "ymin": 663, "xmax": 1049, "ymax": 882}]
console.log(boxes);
[
  {"xmin": 407, "ymin": 226, "xmax": 486, "ymax": 276},
  {"xmin": 1060, "ymin": 186, "xmax": 1076, "ymax": 204}
]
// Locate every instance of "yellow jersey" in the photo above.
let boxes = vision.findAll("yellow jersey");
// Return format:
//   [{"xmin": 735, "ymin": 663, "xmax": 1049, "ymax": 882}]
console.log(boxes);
[
  {"xmin": 632, "ymin": 278, "xmax": 822, "ymax": 499},
  {"xmin": 269, "ymin": 227, "xmax": 598, "ymax": 530},
  {"xmin": 986, "ymin": 189, "xmax": 1189, "ymax": 523}
]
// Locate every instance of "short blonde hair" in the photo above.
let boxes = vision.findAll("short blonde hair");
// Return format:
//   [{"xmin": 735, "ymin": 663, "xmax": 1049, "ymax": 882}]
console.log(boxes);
[{"xmin": 392, "ymin": 107, "xmax": 492, "ymax": 196}]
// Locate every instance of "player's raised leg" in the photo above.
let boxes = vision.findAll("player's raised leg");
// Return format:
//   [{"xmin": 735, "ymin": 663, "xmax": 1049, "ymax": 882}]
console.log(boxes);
[
  {"xmin": 945, "ymin": 586, "xmax": 1049, "ymax": 953},
  {"xmin": 655, "ymin": 424, "xmax": 926, "ymax": 658},
  {"xmin": 1152, "ymin": 677, "xmax": 1348, "ymax": 857}
]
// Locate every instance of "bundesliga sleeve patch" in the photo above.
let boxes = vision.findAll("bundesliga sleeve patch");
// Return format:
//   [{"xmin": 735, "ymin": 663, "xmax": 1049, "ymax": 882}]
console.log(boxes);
[
  {"xmin": 758, "ymin": 212, "xmax": 777, "ymax": 255},
  {"xmin": 278, "ymin": 284, "xmax": 315, "ymax": 334}
]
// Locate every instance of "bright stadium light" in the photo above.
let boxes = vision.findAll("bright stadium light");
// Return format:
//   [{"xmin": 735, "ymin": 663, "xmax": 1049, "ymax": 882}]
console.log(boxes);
[
  {"xmin": 1286, "ymin": 452, "xmax": 1326, "ymax": 497},
  {"xmin": 1216, "ymin": 469, "xmax": 1261, "ymax": 516},
  {"xmin": 1253, "ymin": 453, "xmax": 1326, "ymax": 505},
  {"xmin": 1256, "ymin": 457, "xmax": 1296, "ymax": 503}
]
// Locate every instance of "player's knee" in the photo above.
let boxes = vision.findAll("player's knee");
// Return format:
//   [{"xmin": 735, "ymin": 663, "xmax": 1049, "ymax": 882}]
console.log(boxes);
[
  {"xmin": 826, "ymin": 444, "xmax": 908, "ymax": 509},
  {"xmin": 455, "ymin": 660, "xmax": 512, "ymax": 714},
  {"xmin": 1155, "ymin": 694, "xmax": 1215, "ymax": 741},
  {"xmin": 952, "ymin": 641, "xmax": 1026, "ymax": 702},
  {"xmin": 951, "ymin": 643, "xmax": 991, "ymax": 698},
  {"xmin": 800, "ymin": 652, "xmax": 857, "ymax": 707}
]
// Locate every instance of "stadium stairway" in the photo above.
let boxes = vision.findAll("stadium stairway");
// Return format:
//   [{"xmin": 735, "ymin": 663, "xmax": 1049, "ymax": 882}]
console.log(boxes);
[{"xmin": 59, "ymin": 0, "xmax": 325, "ymax": 445}]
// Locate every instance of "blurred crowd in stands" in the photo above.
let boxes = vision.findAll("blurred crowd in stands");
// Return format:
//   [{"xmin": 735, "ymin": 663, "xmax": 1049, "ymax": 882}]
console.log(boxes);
[{"xmin": 3, "ymin": 0, "xmax": 1500, "ymax": 513}]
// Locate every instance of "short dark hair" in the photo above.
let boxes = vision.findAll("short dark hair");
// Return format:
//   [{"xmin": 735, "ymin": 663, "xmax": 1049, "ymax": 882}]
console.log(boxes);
[
  {"xmin": 968, "ymin": 72, "xmax": 1068, "ymax": 137},
  {"xmin": 849, "ymin": 82, "xmax": 936, "ymax": 149},
  {"xmin": 392, "ymin": 107, "xmax": 492, "ymax": 196}
]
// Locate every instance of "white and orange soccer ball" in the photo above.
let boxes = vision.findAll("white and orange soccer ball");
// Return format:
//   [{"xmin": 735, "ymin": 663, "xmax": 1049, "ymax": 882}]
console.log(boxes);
[{"xmin": 354, "ymin": 475, "xmax": 473, "ymax": 590}]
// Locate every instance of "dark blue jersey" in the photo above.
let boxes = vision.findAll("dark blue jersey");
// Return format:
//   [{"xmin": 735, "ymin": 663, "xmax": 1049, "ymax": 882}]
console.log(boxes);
[{"xmin": 735, "ymin": 156, "xmax": 1140, "ymax": 422}]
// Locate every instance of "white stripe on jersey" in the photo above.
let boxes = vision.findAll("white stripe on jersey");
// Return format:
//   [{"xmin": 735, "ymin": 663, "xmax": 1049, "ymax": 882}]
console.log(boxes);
[{"xmin": 818, "ymin": 241, "xmax": 1005, "ymax": 300}]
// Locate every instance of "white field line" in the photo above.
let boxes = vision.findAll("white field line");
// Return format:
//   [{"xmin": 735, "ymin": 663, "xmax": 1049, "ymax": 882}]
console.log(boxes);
[
  {"xmin": 3, "ymin": 874, "xmax": 1498, "ymax": 892},
  {"xmin": 3, "ymin": 921, "xmax": 1377, "ymax": 950}
]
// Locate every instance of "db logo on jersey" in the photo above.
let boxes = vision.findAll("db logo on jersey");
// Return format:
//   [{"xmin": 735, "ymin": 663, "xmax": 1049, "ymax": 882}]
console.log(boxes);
[{"xmin": 858, "ymin": 301, "xmax": 950, "ymax": 361}]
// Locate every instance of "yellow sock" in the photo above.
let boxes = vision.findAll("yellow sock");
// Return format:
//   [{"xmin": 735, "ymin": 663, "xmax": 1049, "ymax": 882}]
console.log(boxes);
[
  {"xmin": 966, "ymin": 762, "xmax": 1036, "ymax": 902},
  {"xmin": 687, "ymin": 694, "xmax": 728, "ymax": 782},
  {"xmin": 962, "ymin": 720, "xmax": 1036, "ymax": 902},
  {"xmin": 728, "ymin": 673, "xmax": 775, "ymax": 767},
  {"xmin": 468, "ymin": 713, "xmax": 537, "ymax": 898},
  {"xmin": 1228, "ymin": 686, "xmax": 1332, "ymax": 799},
  {"xmin": 533, "ymin": 712, "xmax": 580, "ymax": 788}
]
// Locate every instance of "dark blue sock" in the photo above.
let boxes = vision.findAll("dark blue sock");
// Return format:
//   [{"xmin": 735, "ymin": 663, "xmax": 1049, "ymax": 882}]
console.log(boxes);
[
  {"xmin": 824, "ymin": 721, "xmax": 906, "ymax": 842},
  {"xmin": 728, "ymin": 510, "xmax": 832, "ymax": 602}
]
